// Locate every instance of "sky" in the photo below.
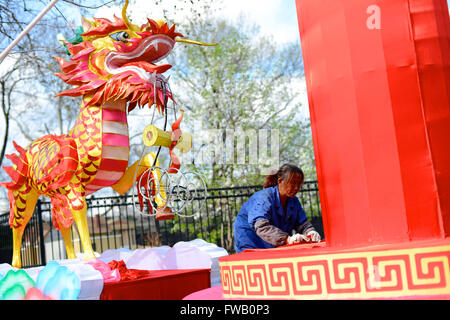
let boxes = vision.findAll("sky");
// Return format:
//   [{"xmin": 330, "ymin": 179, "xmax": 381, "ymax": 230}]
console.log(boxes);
[
  {"xmin": 0, "ymin": 0, "xmax": 449, "ymax": 203},
  {"xmin": 212, "ymin": 0, "xmax": 301, "ymax": 45},
  {"xmin": 92, "ymin": 0, "xmax": 309, "ymax": 119},
  {"xmin": 2, "ymin": 0, "xmax": 450, "ymax": 165},
  {"xmin": 92, "ymin": 0, "xmax": 301, "ymax": 45},
  {"xmin": 0, "ymin": 0, "xmax": 305, "ymax": 166}
]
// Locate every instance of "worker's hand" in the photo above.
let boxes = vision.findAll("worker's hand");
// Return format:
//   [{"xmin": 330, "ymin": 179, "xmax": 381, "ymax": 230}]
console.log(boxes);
[
  {"xmin": 307, "ymin": 230, "xmax": 321, "ymax": 242},
  {"xmin": 287, "ymin": 233, "xmax": 310, "ymax": 244}
]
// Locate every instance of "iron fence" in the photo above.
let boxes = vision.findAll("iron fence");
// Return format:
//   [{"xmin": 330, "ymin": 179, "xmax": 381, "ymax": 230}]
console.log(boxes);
[{"xmin": 0, "ymin": 182, "xmax": 323, "ymax": 268}]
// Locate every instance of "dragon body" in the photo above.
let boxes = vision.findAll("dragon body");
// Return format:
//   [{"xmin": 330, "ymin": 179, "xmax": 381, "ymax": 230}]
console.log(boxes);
[{"xmin": 0, "ymin": 3, "xmax": 205, "ymax": 268}]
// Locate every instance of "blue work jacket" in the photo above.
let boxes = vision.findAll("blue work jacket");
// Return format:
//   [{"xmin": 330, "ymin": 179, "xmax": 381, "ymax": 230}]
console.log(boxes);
[{"xmin": 233, "ymin": 186, "xmax": 307, "ymax": 253}]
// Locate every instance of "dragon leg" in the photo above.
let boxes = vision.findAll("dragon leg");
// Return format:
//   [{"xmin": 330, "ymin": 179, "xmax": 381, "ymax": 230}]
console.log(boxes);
[
  {"xmin": 9, "ymin": 185, "xmax": 40, "ymax": 268},
  {"xmin": 71, "ymin": 198, "xmax": 96, "ymax": 261},
  {"xmin": 51, "ymin": 192, "xmax": 95, "ymax": 261},
  {"xmin": 50, "ymin": 195, "xmax": 77, "ymax": 259},
  {"xmin": 59, "ymin": 225, "xmax": 76, "ymax": 259}
]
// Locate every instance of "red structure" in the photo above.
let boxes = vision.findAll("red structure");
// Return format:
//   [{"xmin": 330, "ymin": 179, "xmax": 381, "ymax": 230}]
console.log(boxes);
[
  {"xmin": 218, "ymin": 0, "xmax": 450, "ymax": 299},
  {"xmin": 301, "ymin": 0, "xmax": 450, "ymax": 248}
]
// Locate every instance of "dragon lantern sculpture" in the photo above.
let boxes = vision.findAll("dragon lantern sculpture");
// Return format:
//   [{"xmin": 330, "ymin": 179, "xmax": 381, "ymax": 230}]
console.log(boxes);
[{"xmin": 0, "ymin": 0, "xmax": 213, "ymax": 268}]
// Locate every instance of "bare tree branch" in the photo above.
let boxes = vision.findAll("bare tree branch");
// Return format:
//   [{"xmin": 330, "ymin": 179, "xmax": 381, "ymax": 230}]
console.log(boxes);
[
  {"xmin": 11, "ymin": 116, "xmax": 34, "ymax": 142},
  {"xmin": 61, "ymin": 0, "xmax": 120, "ymax": 9}
]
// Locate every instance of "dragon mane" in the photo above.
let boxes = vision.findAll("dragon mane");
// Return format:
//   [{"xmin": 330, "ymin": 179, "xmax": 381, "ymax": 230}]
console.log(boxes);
[{"xmin": 54, "ymin": 16, "xmax": 183, "ymax": 113}]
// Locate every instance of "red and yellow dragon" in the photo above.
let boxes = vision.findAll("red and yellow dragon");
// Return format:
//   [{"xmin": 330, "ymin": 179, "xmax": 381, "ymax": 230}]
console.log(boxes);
[{"xmin": 0, "ymin": 1, "xmax": 211, "ymax": 268}]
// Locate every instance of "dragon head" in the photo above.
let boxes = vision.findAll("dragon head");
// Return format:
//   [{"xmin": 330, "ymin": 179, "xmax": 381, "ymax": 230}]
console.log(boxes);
[{"xmin": 54, "ymin": 1, "xmax": 213, "ymax": 113}]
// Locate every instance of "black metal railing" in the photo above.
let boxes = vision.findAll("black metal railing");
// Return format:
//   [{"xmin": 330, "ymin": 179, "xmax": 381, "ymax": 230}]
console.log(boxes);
[{"xmin": 0, "ymin": 182, "xmax": 323, "ymax": 268}]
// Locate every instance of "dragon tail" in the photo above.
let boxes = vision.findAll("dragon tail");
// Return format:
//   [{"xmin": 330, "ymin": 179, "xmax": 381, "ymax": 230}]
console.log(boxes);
[
  {"xmin": 0, "ymin": 141, "xmax": 29, "ymax": 191},
  {"xmin": 1, "ymin": 142, "xmax": 34, "ymax": 229}
]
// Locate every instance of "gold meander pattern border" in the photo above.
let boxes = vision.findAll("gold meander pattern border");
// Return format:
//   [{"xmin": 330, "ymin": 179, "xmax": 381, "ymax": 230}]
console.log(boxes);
[{"xmin": 219, "ymin": 245, "xmax": 450, "ymax": 299}]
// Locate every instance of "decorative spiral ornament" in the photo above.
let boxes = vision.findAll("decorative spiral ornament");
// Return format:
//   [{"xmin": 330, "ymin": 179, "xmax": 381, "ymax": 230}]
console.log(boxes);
[{"xmin": 134, "ymin": 166, "xmax": 207, "ymax": 218}]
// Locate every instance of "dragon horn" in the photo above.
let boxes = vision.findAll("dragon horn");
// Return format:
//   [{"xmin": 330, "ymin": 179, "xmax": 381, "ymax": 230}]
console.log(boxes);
[
  {"xmin": 176, "ymin": 38, "xmax": 217, "ymax": 46},
  {"xmin": 122, "ymin": 0, "xmax": 139, "ymax": 32}
]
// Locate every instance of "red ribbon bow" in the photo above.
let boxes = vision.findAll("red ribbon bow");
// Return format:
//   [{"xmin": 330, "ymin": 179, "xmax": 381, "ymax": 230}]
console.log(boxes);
[{"xmin": 107, "ymin": 260, "xmax": 151, "ymax": 281}]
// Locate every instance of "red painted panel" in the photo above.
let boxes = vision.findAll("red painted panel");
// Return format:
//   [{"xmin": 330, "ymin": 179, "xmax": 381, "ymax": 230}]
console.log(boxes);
[{"xmin": 295, "ymin": 0, "xmax": 450, "ymax": 247}]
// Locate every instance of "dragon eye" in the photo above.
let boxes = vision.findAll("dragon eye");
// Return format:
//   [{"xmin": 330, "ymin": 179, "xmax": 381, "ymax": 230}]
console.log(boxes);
[{"xmin": 110, "ymin": 31, "xmax": 130, "ymax": 43}]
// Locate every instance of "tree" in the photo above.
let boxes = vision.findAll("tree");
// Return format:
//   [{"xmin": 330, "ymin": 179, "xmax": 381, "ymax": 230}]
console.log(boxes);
[
  {"xmin": 155, "ymin": 9, "xmax": 317, "ymax": 252},
  {"xmin": 0, "ymin": 0, "xmax": 317, "ymax": 242},
  {"xmin": 0, "ymin": 0, "xmax": 124, "ymax": 197},
  {"xmin": 0, "ymin": 0, "xmax": 56, "ymax": 187},
  {"xmin": 168, "ymin": 14, "xmax": 315, "ymax": 188}
]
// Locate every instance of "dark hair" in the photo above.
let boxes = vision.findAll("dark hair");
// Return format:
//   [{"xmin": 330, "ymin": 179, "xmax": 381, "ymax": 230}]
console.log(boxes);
[{"xmin": 263, "ymin": 163, "xmax": 304, "ymax": 188}]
